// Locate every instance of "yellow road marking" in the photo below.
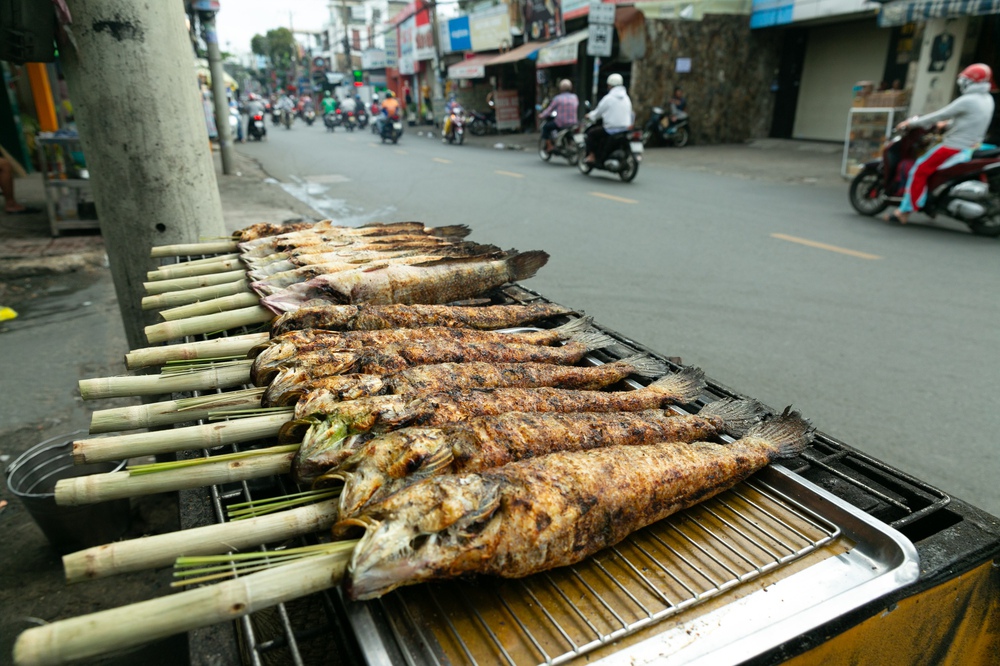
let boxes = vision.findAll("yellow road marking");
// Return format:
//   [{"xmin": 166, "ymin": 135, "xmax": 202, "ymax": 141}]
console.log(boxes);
[
  {"xmin": 433, "ymin": 157, "xmax": 452, "ymax": 164},
  {"xmin": 495, "ymin": 170, "xmax": 525, "ymax": 179},
  {"xmin": 589, "ymin": 192, "xmax": 638, "ymax": 204},
  {"xmin": 395, "ymin": 149, "xmax": 408, "ymax": 155},
  {"xmin": 771, "ymin": 233, "xmax": 882, "ymax": 260},
  {"xmin": 368, "ymin": 143, "xmax": 378, "ymax": 148}
]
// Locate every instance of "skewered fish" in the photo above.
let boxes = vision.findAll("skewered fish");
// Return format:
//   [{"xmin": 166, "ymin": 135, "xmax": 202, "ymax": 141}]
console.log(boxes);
[
  {"xmin": 338, "ymin": 411, "xmax": 814, "ymax": 600},
  {"xmin": 291, "ymin": 368, "xmax": 706, "ymax": 482},
  {"xmin": 239, "ymin": 222, "xmax": 471, "ymax": 257},
  {"xmin": 324, "ymin": 398, "xmax": 767, "ymax": 517}
]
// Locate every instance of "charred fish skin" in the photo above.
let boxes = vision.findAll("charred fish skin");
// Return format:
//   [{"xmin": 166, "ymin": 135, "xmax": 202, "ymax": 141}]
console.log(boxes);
[
  {"xmin": 341, "ymin": 411, "xmax": 814, "ymax": 600},
  {"xmin": 328, "ymin": 399, "xmax": 766, "ymax": 518}
]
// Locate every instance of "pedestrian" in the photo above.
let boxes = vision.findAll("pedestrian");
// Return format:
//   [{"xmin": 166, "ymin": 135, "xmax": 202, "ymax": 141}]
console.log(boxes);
[
  {"xmin": 403, "ymin": 82, "xmax": 413, "ymax": 108},
  {"xmin": 421, "ymin": 81, "xmax": 432, "ymax": 122},
  {"xmin": 0, "ymin": 156, "xmax": 40, "ymax": 215},
  {"xmin": 584, "ymin": 73, "xmax": 633, "ymax": 164}
]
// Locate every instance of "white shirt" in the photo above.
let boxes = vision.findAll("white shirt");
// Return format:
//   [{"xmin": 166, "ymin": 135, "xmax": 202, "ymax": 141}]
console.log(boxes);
[{"xmin": 588, "ymin": 86, "xmax": 633, "ymax": 132}]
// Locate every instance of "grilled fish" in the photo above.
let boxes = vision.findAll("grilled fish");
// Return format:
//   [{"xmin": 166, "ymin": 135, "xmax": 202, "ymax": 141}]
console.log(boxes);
[
  {"xmin": 338, "ymin": 411, "xmax": 814, "ymax": 600},
  {"xmin": 271, "ymin": 303, "xmax": 573, "ymax": 337},
  {"xmin": 291, "ymin": 368, "xmax": 706, "ymax": 482},
  {"xmin": 260, "ymin": 251, "xmax": 549, "ymax": 313},
  {"xmin": 235, "ymin": 221, "xmax": 316, "ymax": 243},
  {"xmin": 239, "ymin": 222, "xmax": 471, "ymax": 257},
  {"xmin": 263, "ymin": 353, "xmax": 666, "ymax": 407},
  {"xmin": 324, "ymin": 398, "xmax": 767, "ymax": 517},
  {"xmin": 252, "ymin": 329, "xmax": 614, "ymax": 386}
]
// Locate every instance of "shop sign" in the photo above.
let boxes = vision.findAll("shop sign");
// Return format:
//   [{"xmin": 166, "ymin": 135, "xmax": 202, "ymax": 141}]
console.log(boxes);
[
  {"xmin": 469, "ymin": 6, "xmax": 511, "ymax": 52},
  {"xmin": 525, "ymin": 0, "xmax": 564, "ymax": 40},
  {"xmin": 494, "ymin": 89, "xmax": 520, "ymax": 131},
  {"xmin": 399, "ymin": 17, "xmax": 416, "ymax": 74},
  {"xmin": 362, "ymin": 48, "xmax": 388, "ymax": 70},
  {"xmin": 447, "ymin": 16, "xmax": 472, "ymax": 52},
  {"xmin": 385, "ymin": 31, "xmax": 398, "ymax": 68},
  {"xmin": 415, "ymin": 9, "xmax": 436, "ymax": 61}
]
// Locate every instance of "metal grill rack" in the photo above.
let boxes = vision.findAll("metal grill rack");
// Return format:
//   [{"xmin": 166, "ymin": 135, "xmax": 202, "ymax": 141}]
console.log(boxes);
[{"xmin": 159, "ymin": 277, "xmax": 925, "ymax": 665}]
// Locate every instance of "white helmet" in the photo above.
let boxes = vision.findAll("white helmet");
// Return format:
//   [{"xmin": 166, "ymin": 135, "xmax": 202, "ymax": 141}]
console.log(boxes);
[{"xmin": 607, "ymin": 73, "xmax": 624, "ymax": 88}]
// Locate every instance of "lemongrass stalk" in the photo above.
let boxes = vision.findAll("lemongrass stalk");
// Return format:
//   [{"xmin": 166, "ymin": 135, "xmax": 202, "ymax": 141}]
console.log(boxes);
[
  {"xmin": 172, "ymin": 542, "xmax": 357, "ymax": 587},
  {"xmin": 161, "ymin": 252, "xmax": 241, "ymax": 268},
  {"xmin": 142, "ymin": 269, "xmax": 246, "ymax": 296},
  {"xmin": 127, "ymin": 443, "xmax": 299, "ymax": 475},
  {"xmin": 141, "ymin": 279, "xmax": 251, "ymax": 311},
  {"xmin": 54, "ymin": 449, "xmax": 294, "ymax": 506},
  {"xmin": 72, "ymin": 412, "xmax": 293, "ymax": 464},
  {"xmin": 146, "ymin": 257, "xmax": 244, "ymax": 282},
  {"xmin": 226, "ymin": 488, "xmax": 330, "ymax": 511},
  {"xmin": 89, "ymin": 389, "xmax": 265, "ymax": 433},
  {"xmin": 150, "ymin": 240, "xmax": 239, "ymax": 257},
  {"xmin": 78, "ymin": 360, "xmax": 252, "ymax": 400},
  {"xmin": 158, "ymin": 292, "xmax": 262, "ymax": 322},
  {"xmin": 61, "ymin": 499, "xmax": 340, "ymax": 583},
  {"xmin": 228, "ymin": 490, "xmax": 339, "ymax": 521},
  {"xmin": 125, "ymin": 333, "xmax": 266, "ymax": 370},
  {"xmin": 14, "ymin": 552, "xmax": 349, "ymax": 666},
  {"xmin": 161, "ymin": 358, "xmax": 253, "ymax": 374},
  {"xmin": 145, "ymin": 306, "xmax": 274, "ymax": 344}
]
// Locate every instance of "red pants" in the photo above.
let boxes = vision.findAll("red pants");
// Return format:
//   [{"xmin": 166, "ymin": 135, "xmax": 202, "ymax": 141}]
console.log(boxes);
[{"xmin": 899, "ymin": 145, "xmax": 962, "ymax": 213}]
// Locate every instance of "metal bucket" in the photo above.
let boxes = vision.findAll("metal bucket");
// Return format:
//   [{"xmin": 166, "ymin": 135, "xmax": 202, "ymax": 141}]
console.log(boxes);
[{"xmin": 5, "ymin": 430, "xmax": 130, "ymax": 553}]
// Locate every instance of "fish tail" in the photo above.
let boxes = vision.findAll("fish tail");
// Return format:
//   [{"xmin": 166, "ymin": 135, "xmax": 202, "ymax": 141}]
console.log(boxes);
[
  {"xmin": 570, "ymin": 330, "xmax": 616, "ymax": 352},
  {"xmin": 428, "ymin": 224, "xmax": 472, "ymax": 239},
  {"xmin": 619, "ymin": 353, "xmax": 670, "ymax": 379},
  {"xmin": 746, "ymin": 407, "xmax": 815, "ymax": 460},
  {"xmin": 506, "ymin": 250, "xmax": 551, "ymax": 282},
  {"xmin": 698, "ymin": 398, "xmax": 767, "ymax": 438},
  {"xmin": 551, "ymin": 316, "xmax": 593, "ymax": 339},
  {"xmin": 648, "ymin": 367, "xmax": 706, "ymax": 404}
]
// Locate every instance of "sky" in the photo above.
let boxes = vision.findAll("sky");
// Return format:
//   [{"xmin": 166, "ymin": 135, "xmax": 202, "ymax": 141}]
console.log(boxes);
[{"xmin": 215, "ymin": 0, "xmax": 331, "ymax": 56}]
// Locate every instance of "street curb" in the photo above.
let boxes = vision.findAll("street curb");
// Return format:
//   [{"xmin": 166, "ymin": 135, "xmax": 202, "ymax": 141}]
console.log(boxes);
[{"xmin": 0, "ymin": 251, "xmax": 108, "ymax": 279}]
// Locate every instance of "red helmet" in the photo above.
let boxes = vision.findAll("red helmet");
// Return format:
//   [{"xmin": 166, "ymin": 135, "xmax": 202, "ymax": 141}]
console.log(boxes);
[{"xmin": 958, "ymin": 63, "xmax": 992, "ymax": 92}]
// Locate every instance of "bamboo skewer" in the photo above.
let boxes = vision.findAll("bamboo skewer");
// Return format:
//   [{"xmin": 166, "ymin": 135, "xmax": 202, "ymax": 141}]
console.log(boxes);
[
  {"xmin": 158, "ymin": 291, "xmax": 262, "ymax": 322},
  {"xmin": 150, "ymin": 240, "xmax": 240, "ymax": 257},
  {"xmin": 142, "ymin": 270, "xmax": 247, "ymax": 296},
  {"xmin": 146, "ymin": 257, "xmax": 244, "ymax": 282},
  {"xmin": 141, "ymin": 279, "xmax": 251, "ymax": 311},
  {"xmin": 79, "ymin": 361, "xmax": 252, "ymax": 399},
  {"xmin": 145, "ymin": 306, "xmax": 275, "ymax": 344},
  {"xmin": 72, "ymin": 412, "xmax": 293, "ymax": 464},
  {"xmin": 89, "ymin": 388, "xmax": 266, "ymax": 433},
  {"xmin": 55, "ymin": 448, "xmax": 295, "ymax": 506},
  {"xmin": 124, "ymin": 333, "xmax": 267, "ymax": 370},
  {"xmin": 14, "ymin": 552, "xmax": 348, "ymax": 666}
]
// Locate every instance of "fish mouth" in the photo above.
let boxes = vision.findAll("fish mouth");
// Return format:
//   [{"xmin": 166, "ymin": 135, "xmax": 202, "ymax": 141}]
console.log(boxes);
[
  {"xmin": 293, "ymin": 423, "xmax": 366, "ymax": 484},
  {"xmin": 342, "ymin": 475, "xmax": 503, "ymax": 600}
]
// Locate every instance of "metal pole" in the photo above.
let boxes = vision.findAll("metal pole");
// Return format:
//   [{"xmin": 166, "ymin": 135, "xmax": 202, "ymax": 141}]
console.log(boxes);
[
  {"xmin": 591, "ymin": 56, "xmax": 601, "ymax": 105},
  {"xmin": 430, "ymin": 1, "xmax": 443, "ymax": 125},
  {"xmin": 201, "ymin": 11, "xmax": 235, "ymax": 175},
  {"xmin": 61, "ymin": 0, "xmax": 226, "ymax": 350}
]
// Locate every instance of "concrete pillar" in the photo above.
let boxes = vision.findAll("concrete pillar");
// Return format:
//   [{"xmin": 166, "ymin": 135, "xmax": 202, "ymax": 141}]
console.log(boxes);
[{"xmin": 61, "ymin": 0, "xmax": 227, "ymax": 350}]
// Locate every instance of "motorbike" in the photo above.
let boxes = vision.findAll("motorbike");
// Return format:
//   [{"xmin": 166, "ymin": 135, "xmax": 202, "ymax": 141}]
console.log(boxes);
[
  {"xmin": 270, "ymin": 105, "xmax": 281, "ymax": 126},
  {"xmin": 324, "ymin": 110, "xmax": 341, "ymax": 133},
  {"xmin": 247, "ymin": 113, "xmax": 267, "ymax": 141},
  {"xmin": 280, "ymin": 108, "xmax": 293, "ymax": 130},
  {"xmin": 575, "ymin": 119, "xmax": 643, "ymax": 182},
  {"xmin": 344, "ymin": 110, "xmax": 357, "ymax": 132},
  {"xmin": 470, "ymin": 103, "xmax": 497, "ymax": 136},
  {"xmin": 380, "ymin": 113, "xmax": 404, "ymax": 144},
  {"xmin": 849, "ymin": 126, "xmax": 1000, "ymax": 237},
  {"xmin": 303, "ymin": 107, "xmax": 316, "ymax": 126},
  {"xmin": 539, "ymin": 111, "xmax": 580, "ymax": 165},
  {"xmin": 642, "ymin": 104, "xmax": 689, "ymax": 148},
  {"xmin": 356, "ymin": 109, "xmax": 368, "ymax": 130},
  {"xmin": 443, "ymin": 106, "xmax": 466, "ymax": 145}
]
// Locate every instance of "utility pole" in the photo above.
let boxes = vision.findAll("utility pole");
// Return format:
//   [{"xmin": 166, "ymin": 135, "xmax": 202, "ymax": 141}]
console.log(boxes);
[
  {"xmin": 341, "ymin": 0, "xmax": 352, "ymax": 72},
  {"xmin": 200, "ymin": 8, "xmax": 236, "ymax": 175},
  {"xmin": 430, "ymin": 1, "xmax": 443, "ymax": 124},
  {"xmin": 61, "ymin": 0, "xmax": 226, "ymax": 350}
]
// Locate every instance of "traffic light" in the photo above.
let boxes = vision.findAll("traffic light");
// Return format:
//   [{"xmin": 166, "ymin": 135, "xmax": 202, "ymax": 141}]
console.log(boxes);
[{"xmin": 353, "ymin": 70, "xmax": 364, "ymax": 87}]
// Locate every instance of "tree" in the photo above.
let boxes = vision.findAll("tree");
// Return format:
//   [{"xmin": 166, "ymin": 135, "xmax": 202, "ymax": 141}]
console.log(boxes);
[{"xmin": 250, "ymin": 28, "xmax": 297, "ymax": 90}]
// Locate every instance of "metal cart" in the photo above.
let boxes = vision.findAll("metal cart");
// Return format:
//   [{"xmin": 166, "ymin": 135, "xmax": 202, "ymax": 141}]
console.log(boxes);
[{"xmin": 35, "ymin": 132, "xmax": 100, "ymax": 236}]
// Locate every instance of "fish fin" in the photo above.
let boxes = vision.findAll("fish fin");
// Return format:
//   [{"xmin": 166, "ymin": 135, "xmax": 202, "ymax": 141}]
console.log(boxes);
[
  {"xmin": 649, "ymin": 367, "xmax": 706, "ymax": 404},
  {"xmin": 246, "ymin": 340, "xmax": 273, "ymax": 359},
  {"xmin": 746, "ymin": 407, "xmax": 815, "ymax": 459},
  {"xmin": 407, "ymin": 251, "xmax": 507, "ymax": 268},
  {"xmin": 417, "ymin": 446, "xmax": 455, "ymax": 476},
  {"xmin": 617, "ymin": 353, "xmax": 670, "ymax": 379},
  {"xmin": 569, "ymin": 330, "xmax": 615, "ymax": 352},
  {"xmin": 428, "ymin": 224, "xmax": 472, "ymax": 239},
  {"xmin": 551, "ymin": 316, "xmax": 594, "ymax": 339},
  {"xmin": 698, "ymin": 398, "xmax": 767, "ymax": 438},
  {"xmin": 279, "ymin": 418, "xmax": 314, "ymax": 444},
  {"xmin": 506, "ymin": 250, "xmax": 550, "ymax": 282},
  {"xmin": 261, "ymin": 368, "xmax": 305, "ymax": 407},
  {"xmin": 360, "ymin": 262, "xmax": 391, "ymax": 273}
]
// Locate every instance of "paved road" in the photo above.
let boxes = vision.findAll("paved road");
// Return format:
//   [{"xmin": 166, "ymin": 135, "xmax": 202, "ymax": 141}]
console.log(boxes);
[{"xmin": 238, "ymin": 122, "xmax": 1000, "ymax": 517}]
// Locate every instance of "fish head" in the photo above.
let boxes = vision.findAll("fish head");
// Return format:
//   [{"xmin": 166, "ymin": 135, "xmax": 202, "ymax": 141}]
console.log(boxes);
[
  {"xmin": 293, "ymin": 418, "xmax": 353, "ymax": 483},
  {"xmin": 250, "ymin": 343, "xmax": 296, "ymax": 384},
  {"xmin": 329, "ymin": 428, "xmax": 456, "ymax": 517},
  {"xmin": 340, "ymin": 475, "xmax": 503, "ymax": 600}
]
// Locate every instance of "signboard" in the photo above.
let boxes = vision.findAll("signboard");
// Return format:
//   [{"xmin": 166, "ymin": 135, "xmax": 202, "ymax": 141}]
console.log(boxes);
[
  {"xmin": 384, "ymin": 31, "xmax": 398, "ymax": 68},
  {"xmin": 588, "ymin": 0, "xmax": 616, "ymax": 24},
  {"xmin": 398, "ymin": 17, "xmax": 416, "ymax": 75},
  {"xmin": 469, "ymin": 6, "xmax": 511, "ymax": 52},
  {"xmin": 494, "ymin": 89, "xmax": 520, "ymax": 131},
  {"xmin": 525, "ymin": 0, "xmax": 563, "ymax": 40},
  {"xmin": 362, "ymin": 48, "xmax": 388, "ymax": 70},
  {"xmin": 415, "ymin": 9, "xmax": 436, "ymax": 61},
  {"xmin": 448, "ymin": 58, "xmax": 487, "ymax": 79},
  {"xmin": 587, "ymin": 23, "xmax": 613, "ymax": 57},
  {"xmin": 447, "ymin": 16, "xmax": 472, "ymax": 52}
]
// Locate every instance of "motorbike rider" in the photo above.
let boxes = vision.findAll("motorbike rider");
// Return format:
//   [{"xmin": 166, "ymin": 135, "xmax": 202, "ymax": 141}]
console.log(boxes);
[
  {"xmin": 584, "ymin": 73, "xmax": 634, "ymax": 164},
  {"xmin": 246, "ymin": 93, "xmax": 266, "ymax": 137},
  {"xmin": 378, "ymin": 90, "xmax": 402, "ymax": 135},
  {"xmin": 443, "ymin": 94, "xmax": 464, "ymax": 139},
  {"xmin": 276, "ymin": 93, "xmax": 295, "ymax": 125},
  {"xmin": 321, "ymin": 90, "xmax": 338, "ymax": 117},
  {"xmin": 886, "ymin": 63, "xmax": 995, "ymax": 225},
  {"xmin": 538, "ymin": 79, "xmax": 579, "ymax": 153},
  {"xmin": 340, "ymin": 94, "xmax": 358, "ymax": 117}
]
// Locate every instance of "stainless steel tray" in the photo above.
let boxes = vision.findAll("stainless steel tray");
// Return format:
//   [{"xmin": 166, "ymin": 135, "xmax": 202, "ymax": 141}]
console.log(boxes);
[{"xmin": 344, "ymin": 464, "xmax": 919, "ymax": 666}]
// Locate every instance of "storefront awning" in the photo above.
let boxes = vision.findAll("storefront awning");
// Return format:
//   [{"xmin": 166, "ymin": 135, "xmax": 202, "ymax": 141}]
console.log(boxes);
[
  {"xmin": 536, "ymin": 29, "xmax": 589, "ymax": 69},
  {"xmin": 487, "ymin": 40, "xmax": 551, "ymax": 66},
  {"xmin": 447, "ymin": 53, "xmax": 497, "ymax": 80},
  {"xmin": 878, "ymin": 0, "xmax": 1000, "ymax": 27}
]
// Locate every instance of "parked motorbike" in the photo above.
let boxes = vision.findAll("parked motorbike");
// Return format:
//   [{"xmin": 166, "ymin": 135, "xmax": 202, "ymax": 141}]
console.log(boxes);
[
  {"xmin": 849, "ymin": 126, "xmax": 1000, "ymax": 236},
  {"xmin": 356, "ymin": 109, "xmax": 368, "ymax": 129},
  {"xmin": 642, "ymin": 104, "xmax": 689, "ymax": 148},
  {"xmin": 539, "ymin": 112, "xmax": 579, "ymax": 165},
  {"xmin": 228, "ymin": 108, "xmax": 241, "ymax": 141},
  {"xmin": 380, "ymin": 114, "xmax": 404, "ymax": 144},
  {"xmin": 470, "ymin": 105, "xmax": 497, "ymax": 136},
  {"xmin": 575, "ymin": 119, "xmax": 643, "ymax": 182},
  {"xmin": 303, "ymin": 107, "xmax": 316, "ymax": 126},
  {"xmin": 247, "ymin": 113, "xmax": 267, "ymax": 141},
  {"xmin": 443, "ymin": 106, "xmax": 466, "ymax": 145},
  {"xmin": 344, "ymin": 111, "xmax": 357, "ymax": 132}
]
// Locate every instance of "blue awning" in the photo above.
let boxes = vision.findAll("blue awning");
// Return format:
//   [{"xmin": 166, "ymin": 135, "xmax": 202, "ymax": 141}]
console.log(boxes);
[{"xmin": 879, "ymin": 0, "xmax": 1000, "ymax": 27}]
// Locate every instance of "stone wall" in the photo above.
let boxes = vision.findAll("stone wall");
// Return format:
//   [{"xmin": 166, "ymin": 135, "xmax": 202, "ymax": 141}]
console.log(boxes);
[{"xmin": 631, "ymin": 16, "xmax": 783, "ymax": 144}]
